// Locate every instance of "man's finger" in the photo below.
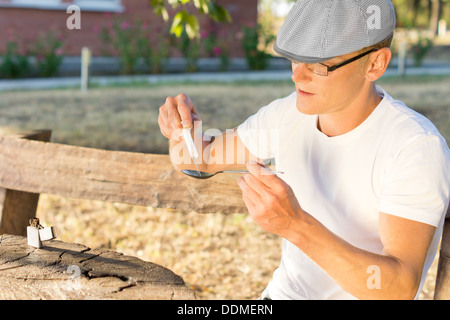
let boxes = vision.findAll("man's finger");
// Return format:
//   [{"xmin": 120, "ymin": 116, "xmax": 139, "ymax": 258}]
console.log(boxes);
[
  {"xmin": 243, "ymin": 172, "xmax": 272, "ymax": 199},
  {"xmin": 176, "ymin": 94, "xmax": 195, "ymax": 129},
  {"xmin": 238, "ymin": 176, "xmax": 258, "ymax": 210},
  {"xmin": 158, "ymin": 114, "xmax": 170, "ymax": 139},
  {"xmin": 165, "ymin": 96, "xmax": 183, "ymax": 131},
  {"xmin": 246, "ymin": 161, "xmax": 280, "ymax": 188}
]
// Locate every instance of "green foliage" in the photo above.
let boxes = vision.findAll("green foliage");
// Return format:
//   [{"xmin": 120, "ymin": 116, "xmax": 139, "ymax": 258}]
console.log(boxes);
[
  {"xmin": 31, "ymin": 31, "xmax": 64, "ymax": 78},
  {"xmin": 392, "ymin": 0, "xmax": 449, "ymax": 28},
  {"xmin": 242, "ymin": 24, "xmax": 275, "ymax": 70},
  {"xmin": 100, "ymin": 18, "xmax": 171, "ymax": 75},
  {"xmin": 0, "ymin": 42, "xmax": 30, "ymax": 79},
  {"xmin": 150, "ymin": 0, "xmax": 231, "ymax": 39},
  {"xmin": 202, "ymin": 29, "xmax": 230, "ymax": 71},
  {"xmin": 178, "ymin": 31, "xmax": 200, "ymax": 72},
  {"xmin": 410, "ymin": 34, "xmax": 434, "ymax": 67},
  {"xmin": 0, "ymin": 30, "xmax": 64, "ymax": 78},
  {"xmin": 139, "ymin": 30, "xmax": 171, "ymax": 74}
]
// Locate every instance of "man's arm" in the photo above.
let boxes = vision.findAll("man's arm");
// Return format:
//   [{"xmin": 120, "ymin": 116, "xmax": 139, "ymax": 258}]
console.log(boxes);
[
  {"xmin": 238, "ymin": 162, "xmax": 436, "ymax": 300},
  {"xmin": 293, "ymin": 211, "xmax": 435, "ymax": 300},
  {"xmin": 159, "ymin": 93, "xmax": 257, "ymax": 173}
]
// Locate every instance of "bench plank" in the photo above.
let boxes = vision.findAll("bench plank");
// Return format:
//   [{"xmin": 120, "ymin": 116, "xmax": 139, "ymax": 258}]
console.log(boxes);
[{"xmin": 0, "ymin": 131, "xmax": 247, "ymax": 215}]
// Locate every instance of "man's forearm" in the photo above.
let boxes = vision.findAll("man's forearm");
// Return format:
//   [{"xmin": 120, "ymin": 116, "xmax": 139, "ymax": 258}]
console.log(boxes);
[{"xmin": 287, "ymin": 212, "xmax": 421, "ymax": 300}]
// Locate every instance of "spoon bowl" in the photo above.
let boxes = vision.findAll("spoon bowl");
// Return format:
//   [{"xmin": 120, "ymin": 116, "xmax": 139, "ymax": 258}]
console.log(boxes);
[{"xmin": 181, "ymin": 169, "xmax": 283, "ymax": 180}]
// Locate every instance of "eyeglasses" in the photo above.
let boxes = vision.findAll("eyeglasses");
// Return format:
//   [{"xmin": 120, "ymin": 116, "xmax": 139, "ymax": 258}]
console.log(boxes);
[{"xmin": 291, "ymin": 49, "xmax": 378, "ymax": 76}]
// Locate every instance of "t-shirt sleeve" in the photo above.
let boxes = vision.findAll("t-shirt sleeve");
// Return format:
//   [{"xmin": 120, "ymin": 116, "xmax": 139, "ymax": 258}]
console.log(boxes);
[
  {"xmin": 237, "ymin": 92, "xmax": 296, "ymax": 160},
  {"xmin": 379, "ymin": 134, "xmax": 450, "ymax": 227}
]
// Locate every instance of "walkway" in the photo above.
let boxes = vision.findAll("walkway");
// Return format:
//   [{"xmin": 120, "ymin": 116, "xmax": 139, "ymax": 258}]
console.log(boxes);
[{"xmin": 0, "ymin": 64, "xmax": 449, "ymax": 92}]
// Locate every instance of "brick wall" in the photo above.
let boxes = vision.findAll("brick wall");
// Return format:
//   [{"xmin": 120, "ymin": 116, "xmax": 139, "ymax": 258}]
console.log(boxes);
[{"xmin": 0, "ymin": 0, "xmax": 257, "ymax": 58}]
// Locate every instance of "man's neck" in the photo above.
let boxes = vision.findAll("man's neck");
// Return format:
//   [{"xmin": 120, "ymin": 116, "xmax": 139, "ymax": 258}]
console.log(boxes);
[{"xmin": 317, "ymin": 84, "xmax": 382, "ymax": 137}]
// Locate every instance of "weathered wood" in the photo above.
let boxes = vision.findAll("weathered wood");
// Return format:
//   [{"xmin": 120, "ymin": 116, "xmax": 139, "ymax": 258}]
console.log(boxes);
[
  {"xmin": 434, "ymin": 217, "xmax": 450, "ymax": 300},
  {"xmin": 0, "ymin": 234, "xmax": 195, "ymax": 300},
  {"xmin": 0, "ymin": 133, "xmax": 247, "ymax": 214},
  {"xmin": 0, "ymin": 130, "xmax": 52, "ymax": 236}
]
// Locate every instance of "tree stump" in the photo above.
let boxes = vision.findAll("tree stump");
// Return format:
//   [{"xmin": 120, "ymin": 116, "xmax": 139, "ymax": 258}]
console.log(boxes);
[{"xmin": 0, "ymin": 234, "xmax": 195, "ymax": 300}]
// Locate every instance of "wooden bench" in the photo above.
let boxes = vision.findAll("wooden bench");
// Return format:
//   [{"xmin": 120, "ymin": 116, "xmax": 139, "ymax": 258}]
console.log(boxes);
[
  {"xmin": 0, "ymin": 130, "xmax": 448, "ymax": 299},
  {"xmin": 0, "ymin": 130, "xmax": 246, "ymax": 300}
]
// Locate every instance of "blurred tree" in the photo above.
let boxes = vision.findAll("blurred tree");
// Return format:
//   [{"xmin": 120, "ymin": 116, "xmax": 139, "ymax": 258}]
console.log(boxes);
[
  {"xmin": 391, "ymin": 0, "xmax": 448, "ymax": 32},
  {"xmin": 428, "ymin": 0, "xmax": 446, "ymax": 35},
  {"xmin": 262, "ymin": 0, "xmax": 448, "ymax": 35},
  {"xmin": 412, "ymin": 0, "xmax": 421, "ymax": 26},
  {"xmin": 150, "ymin": 0, "xmax": 231, "ymax": 39}
]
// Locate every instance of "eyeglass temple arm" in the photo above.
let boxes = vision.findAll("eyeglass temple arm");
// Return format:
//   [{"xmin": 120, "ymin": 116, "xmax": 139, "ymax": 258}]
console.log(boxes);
[{"xmin": 325, "ymin": 48, "xmax": 378, "ymax": 72}]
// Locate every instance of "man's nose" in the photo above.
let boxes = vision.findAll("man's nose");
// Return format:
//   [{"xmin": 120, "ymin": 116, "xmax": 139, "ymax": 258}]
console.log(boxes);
[{"xmin": 291, "ymin": 63, "xmax": 312, "ymax": 83}]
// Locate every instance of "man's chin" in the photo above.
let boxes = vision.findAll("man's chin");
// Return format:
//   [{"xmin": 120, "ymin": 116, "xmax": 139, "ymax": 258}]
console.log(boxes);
[{"xmin": 296, "ymin": 100, "xmax": 317, "ymax": 115}]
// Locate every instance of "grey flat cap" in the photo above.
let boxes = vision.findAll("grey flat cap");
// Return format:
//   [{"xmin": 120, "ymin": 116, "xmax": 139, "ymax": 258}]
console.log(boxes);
[{"xmin": 274, "ymin": 0, "xmax": 396, "ymax": 63}]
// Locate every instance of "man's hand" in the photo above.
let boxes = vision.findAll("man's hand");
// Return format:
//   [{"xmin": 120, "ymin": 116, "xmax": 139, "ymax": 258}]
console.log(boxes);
[
  {"xmin": 158, "ymin": 93, "xmax": 201, "ymax": 141},
  {"xmin": 238, "ymin": 161, "xmax": 304, "ymax": 238}
]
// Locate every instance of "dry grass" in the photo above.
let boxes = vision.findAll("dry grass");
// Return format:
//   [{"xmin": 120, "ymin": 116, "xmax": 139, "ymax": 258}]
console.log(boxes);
[
  {"xmin": 0, "ymin": 81, "xmax": 295, "ymax": 154},
  {"xmin": 1, "ymin": 75, "xmax": 449, "ymax": 300}
]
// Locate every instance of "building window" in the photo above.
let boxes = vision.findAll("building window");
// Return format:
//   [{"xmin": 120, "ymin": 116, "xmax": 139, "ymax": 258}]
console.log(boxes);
[
  {"xmin": 74, "ymin": 0, "xmax": 123, "ymax": 12},
  {"xmin": 7, "ymin": 0, "xmax": 65, "ymax": 10},
  {"xmin": 0, "ymin": 0, "xmax": 123, "ymax": 12}
]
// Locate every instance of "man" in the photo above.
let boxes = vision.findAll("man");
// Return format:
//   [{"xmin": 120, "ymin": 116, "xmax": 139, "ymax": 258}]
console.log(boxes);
[{"xmin": 158, "ymin": 0, "xmax": 450, "ymax": 299}]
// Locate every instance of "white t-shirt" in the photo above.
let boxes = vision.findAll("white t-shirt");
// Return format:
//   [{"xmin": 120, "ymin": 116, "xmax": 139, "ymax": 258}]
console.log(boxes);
[{"xmin": 237, "ymin": 86, "xmax": 450, "ymax": 300}]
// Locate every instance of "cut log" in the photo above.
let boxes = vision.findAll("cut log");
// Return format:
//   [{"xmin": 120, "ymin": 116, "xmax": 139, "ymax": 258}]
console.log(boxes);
[{"xmin": 0, "ymin": 234, "xmax": 195, "ymax": 300}]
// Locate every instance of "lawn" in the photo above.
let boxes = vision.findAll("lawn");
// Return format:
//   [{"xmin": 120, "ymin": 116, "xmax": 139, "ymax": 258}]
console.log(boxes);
[{"xmin": 1, "ymin": 74, "xmax": 449, "ymax": 299}]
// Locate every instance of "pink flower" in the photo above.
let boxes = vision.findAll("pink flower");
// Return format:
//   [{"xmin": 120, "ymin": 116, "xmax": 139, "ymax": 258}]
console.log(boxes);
[
  {"xmin": 121, "ymin": 21, "xmax": 130, "ymax": 30},
  {"xmin": 213, "ymin": 46, "xmax": 221, "ymax": 56}
]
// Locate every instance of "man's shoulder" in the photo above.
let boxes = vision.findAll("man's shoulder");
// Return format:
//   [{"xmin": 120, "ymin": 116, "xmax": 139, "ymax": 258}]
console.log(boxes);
[
  {"xmin": 379, "ymin": 87, "xmax": 443, "ymax": 139},
  {"xmin": 378, "ymin": 87, "xmax": 449, "ymax": 160}
]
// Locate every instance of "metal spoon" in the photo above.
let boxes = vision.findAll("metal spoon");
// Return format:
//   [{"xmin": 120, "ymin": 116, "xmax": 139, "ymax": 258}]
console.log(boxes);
[{"xmin": 181, "ymin": 169, "xmax": 284, "ymax": 180}]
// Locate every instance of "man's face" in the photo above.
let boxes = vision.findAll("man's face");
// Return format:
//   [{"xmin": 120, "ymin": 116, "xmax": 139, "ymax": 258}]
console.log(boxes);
[{"xmin": 291, "ymin": 52, "xmax": 368, "ymax": 116}]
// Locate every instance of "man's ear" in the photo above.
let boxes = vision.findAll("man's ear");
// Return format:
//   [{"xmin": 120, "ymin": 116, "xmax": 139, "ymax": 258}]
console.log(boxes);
[{"xmin": 365, "ymin": 48, "xmax": 392, "ymax": 82}]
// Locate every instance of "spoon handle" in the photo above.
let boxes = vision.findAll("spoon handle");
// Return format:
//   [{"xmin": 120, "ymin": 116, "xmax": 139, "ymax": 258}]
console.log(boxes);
[{"xmin": 222, "ymin": 170, "xmax": 284, "ymax": 174}]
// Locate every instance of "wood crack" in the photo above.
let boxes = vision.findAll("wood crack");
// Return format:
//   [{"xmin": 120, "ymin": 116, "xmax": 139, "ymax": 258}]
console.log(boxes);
[{"xmin": 0, "ymin": 235, "xmax": 196, "ymax": 299}]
